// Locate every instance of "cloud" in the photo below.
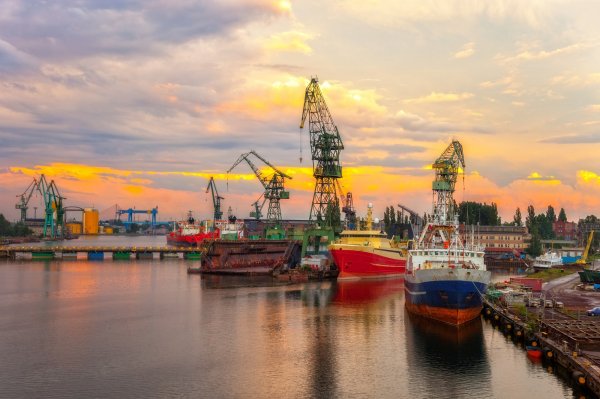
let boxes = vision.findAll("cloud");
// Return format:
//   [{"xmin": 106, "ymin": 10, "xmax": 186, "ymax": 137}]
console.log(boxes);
[
  {"xmin": 0, "ymin": 1, "xmax": 287, "ymax": 60},
  {"xmin": 587, "ymin": 104, "xmax": 600, "ymax": 112},
  {"xmin": 337, "ymin": 0, "xmax": 551, "ymax": 28},
  {"xmin": 539, "ymin": 134, "xmax": 600, "ymax": 144},
  {"xmin": 265, "ymin": 30, "xmax": 315, "ymax": 53},
  {"xmin": 404, "ymin": 92, "xmax": 474, "ymax": 104},
  {"xmin": 453, "ymin": 42, "xmax": 475, "ymax": 59},
  {"xmin": 0, "ymin": 38, "xmax": 37, "ymax": 72}
]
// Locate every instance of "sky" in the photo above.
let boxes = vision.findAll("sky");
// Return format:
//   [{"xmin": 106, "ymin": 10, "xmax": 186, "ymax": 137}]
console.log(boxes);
[{"xmin": 1, "ymin": 0, "xmax": 600, "ymax": 223}]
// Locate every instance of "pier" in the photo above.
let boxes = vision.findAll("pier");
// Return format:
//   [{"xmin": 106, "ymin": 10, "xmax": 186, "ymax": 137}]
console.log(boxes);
[
  {"xmin": 483, "ymin": 297, "xmax": 600, "ymax": 396},
  {"xmin": 0, "ymin": 245, "xmax": 203, "ymax": 261}
]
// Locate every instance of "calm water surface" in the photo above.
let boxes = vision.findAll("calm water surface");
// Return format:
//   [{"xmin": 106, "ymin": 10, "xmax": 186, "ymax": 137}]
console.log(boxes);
[{"xmin": 0, "ymin": 237, "xmax": 593, "ymax": 398}]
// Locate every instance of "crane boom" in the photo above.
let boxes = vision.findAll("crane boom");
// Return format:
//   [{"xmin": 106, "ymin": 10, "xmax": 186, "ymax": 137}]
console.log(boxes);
[
  {"xmin": 15, "ymin": 178, "xmax": 40, "ymax": 222},
  {"xmin": 205, "ymin": 177, "xmax": 224, "ymax": 220},
  {"xmin": 227, "ymin": 151, "xmax": 291, "ymax": 223},
  {"xmin": 300, "ymin": 77, "xmax": 344, "ymax": 230},
  {"xmin": 577, "ymin": 230, "xmax": 595, "ymax": 265}
]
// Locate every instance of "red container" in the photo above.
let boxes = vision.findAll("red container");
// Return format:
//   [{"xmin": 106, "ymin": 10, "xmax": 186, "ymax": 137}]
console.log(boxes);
[{"xmin": 510, "ymin": 277, "xmax": 543, "ymax": 292}]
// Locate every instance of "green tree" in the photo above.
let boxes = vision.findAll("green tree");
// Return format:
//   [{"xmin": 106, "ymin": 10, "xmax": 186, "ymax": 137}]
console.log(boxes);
[
  {"xmin": 0, "ymin": 214, "xmax": 12, "ymax": 236},
  {"xmin": 535, "ymin": 213, "xmax": 554, "ymax": 239},
  {"xmin": 389, "ymin": 205, "xmax": 396, "ymax": 226},
  {"xmin": 558, "ymin": 208, "xmax": 567, "ymax": 222},
  {"xmin": 458, "ymin": 201, "xmax": 500, "ymax": 225},
  {"xmin": 526, "ymin": 205, "xmax": 535, "ymax": 231},
  {"xmin": 513, "ymin": 207, "xmax": 522, "ymax": 226},
  {"xmin": 527, "ymin": 226, "xmax": 543, "ymax": 257},
  {"xmin": 546, "ymin": 205, "xmax": 556, "ymax": 223}
]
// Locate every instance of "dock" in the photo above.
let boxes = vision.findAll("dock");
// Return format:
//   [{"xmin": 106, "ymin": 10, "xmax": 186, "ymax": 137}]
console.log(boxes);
[
  {"xmin": 0, "ymin": 245, "xmax": 204, "ymax": 261},
  {"xmin": 483, "ymin": 297, "xmax": 600, "ymax": 395}
]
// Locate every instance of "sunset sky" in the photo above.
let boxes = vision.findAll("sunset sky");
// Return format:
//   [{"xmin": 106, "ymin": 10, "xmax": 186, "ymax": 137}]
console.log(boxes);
[{"xmin": 1, "ymin": 0, "xmax": 600, "ymax": 223}]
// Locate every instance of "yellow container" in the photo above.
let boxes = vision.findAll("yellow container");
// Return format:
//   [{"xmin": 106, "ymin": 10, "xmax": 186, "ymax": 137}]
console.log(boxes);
[
  {"xmin": 104, "ymin": 227, "xmax": 113, "ymax": 235},
  {"xmin": 83, "ymin": 208, "xmax": 99, "ymax": 235},
  {"xmin": 66, "ymin": 222, "xmax": 82, "ymax": 235}
]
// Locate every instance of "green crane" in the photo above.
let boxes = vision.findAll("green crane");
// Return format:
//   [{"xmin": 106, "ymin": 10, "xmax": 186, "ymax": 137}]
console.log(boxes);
[
  {"xmin": 227, "ymin": 150, "xmax": 292, "ymax": 223},
  {"xmin": 38, "ymin": 174, "xmax": 65, "ymax": 239},
  {"xmin": 300, "ymin": 77, "xmax": 344, "ymax": 231},
  {"xmin": 15, "ymin": 177, "xmax": 40, "ymax": 222},
  {"xmin": 431, "ymin": 140, "xmax": 465, "ymax": 224},
  {"xmin": 206, "ymin": 177, "xmax": 224, "ymax": 221}
]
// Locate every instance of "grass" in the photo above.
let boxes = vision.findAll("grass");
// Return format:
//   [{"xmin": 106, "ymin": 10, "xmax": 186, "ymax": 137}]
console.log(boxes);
[{"xmin": 527, "ymin": 267, "xmax": 579, "ymax": 282}]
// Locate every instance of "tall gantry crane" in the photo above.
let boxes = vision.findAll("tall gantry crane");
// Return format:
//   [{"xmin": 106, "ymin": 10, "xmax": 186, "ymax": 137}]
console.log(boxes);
[
  {"xmin": 206, "ymin": 177, "xmax": 224, "ymax": 220},
  {"xmin": 227, "ymin": 150, "xmax": 292, "ymax": 223},
  {"xmin": 15, "ymin": 177, "xmax": 40, "ymax": 222},
  {"xmin": 431, "ymin": 140, "xmax": 465, "ymax": 224},
  {"xmin": 335, "ymin": 180, "xmax": 356, "ymax": 230},
  {"xmin": 300, "ymin": 77, "xmax": 344, "ymax": 230},
  {"xmin": 38, "ymin": 174, "xmax": 65, "ymax": 239}
]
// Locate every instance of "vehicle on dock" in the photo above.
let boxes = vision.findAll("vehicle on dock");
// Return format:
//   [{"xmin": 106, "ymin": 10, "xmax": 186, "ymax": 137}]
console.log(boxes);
[{"xmin": 587, "ymin": 307, "xmax": 600, "ymax": 316}]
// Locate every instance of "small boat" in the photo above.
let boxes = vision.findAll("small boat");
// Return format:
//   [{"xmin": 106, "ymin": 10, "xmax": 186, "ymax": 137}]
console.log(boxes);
[
  {"xmin": 532, "ymin": 251, "xmax": 563, "ymax": 270},
  {"xmin": 526, "ymin": 345, "xmax": 543, "ymax": 358}
]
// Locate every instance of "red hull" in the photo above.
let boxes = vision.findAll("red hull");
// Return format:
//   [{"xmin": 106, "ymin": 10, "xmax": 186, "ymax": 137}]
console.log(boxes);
[
  {"xmin": 404, "ymin": 301, "xmax": 482, "ymax": 326},
  {"xmin": 166, "ymin": 231, "xmax": 219, "ymax": 247},
  {"xmin": 330, "ymin": 248, "xmax": 406, "ymax": 280}
]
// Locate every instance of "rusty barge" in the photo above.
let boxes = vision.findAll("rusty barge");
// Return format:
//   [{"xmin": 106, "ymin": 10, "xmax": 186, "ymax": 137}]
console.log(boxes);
[{"xmin": 191, "ymin": 239, "xmax": 302, "ymax": 276}]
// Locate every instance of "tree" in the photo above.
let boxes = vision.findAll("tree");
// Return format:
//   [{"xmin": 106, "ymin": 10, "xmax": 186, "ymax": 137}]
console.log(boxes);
[
  {"xmin": 527, "ymin": 226, "xmax": 543, "ymax": 257},
  {"xmin": 389, "ymin": 206, "xmax": 396, "ymax": 226},
  {"xmin": 526, "ymin": 205, "xmax": 535, "ymax": 231},
  {"xmin": 457, "ymin": 201, "xmax": 500, "ymax": 226},
  {"xmin": 558, "ymin": 208, "xmax": 567, "ymax": 222},
  {"xmin": 513, "ymin": 207, "xmax": 522, "ymax": 227},
  {"xmin": 546, "ymin": 205, "xmax": 556, "ymax": 223}
]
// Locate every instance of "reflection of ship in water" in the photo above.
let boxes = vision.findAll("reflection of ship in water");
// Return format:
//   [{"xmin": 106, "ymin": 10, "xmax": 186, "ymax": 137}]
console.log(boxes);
[
  {"xmin": 404, "ymin": 312, "xmax": 492, "ymax": 398},
  {"xmin": 332, "ymin": 279, "xmax": 404, "ymax": 305}
]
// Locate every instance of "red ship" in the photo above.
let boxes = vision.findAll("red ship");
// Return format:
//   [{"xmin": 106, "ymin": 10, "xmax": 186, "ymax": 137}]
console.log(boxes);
[
  {"xmin": 166, "ymin": 219, "xmax": 219, "ymax": 247},
  {"xmin": 328, "ymin": 204, "xmax": 409, "ymax": 280}
]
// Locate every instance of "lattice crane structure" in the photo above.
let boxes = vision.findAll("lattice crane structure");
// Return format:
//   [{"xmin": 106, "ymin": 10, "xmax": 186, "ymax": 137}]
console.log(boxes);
[
  {"xmin": 227, "ymin": 150, "xmax": 291, "ymax": 223},
  {"xmin": 335, "ymin": 180, "xmax": 356, "ymax": 230},
  {"xmin": 38, "ymin": 174, "xmax": 65, "ymax": 239},
  {"xmin": 206, "ymin": 177, "xmax": 224, "ymax": 221},
  {"xmin": 431, "ymin": 140, "xmax": 465, "ymax": 224},
  {"xmin": 15, "ymin": 177, "xmax": 40, "ymax": 222},
  {"xmin": 300, "ymin": 77, "xmax": 344, "ymax": 231}
]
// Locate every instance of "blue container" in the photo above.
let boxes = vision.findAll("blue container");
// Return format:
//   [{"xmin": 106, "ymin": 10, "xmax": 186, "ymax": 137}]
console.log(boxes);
[
  {"xmin": 88, "ymin": 252, "xmax": 104, "ymax": 261},
  {"xmin": 593, "ymin": 284, "xmax": 600, "ymax": 291}
]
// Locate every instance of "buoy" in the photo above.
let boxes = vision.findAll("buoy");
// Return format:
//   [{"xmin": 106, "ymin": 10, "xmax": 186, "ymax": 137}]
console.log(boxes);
[
  {"xmin": 515, "ymin": 329, "xmax": 523, "ymax": 337},
  {"xmin": 494, "ymin": 314, "xmax": 500, "ymax": 321},
  {"xmin": 485, "ymin": 308, "xmax": 492, "ymax": 316},
  {"xmin": 543, "ymin": 348, "xmax": 554, "ymax": 359},
  {"xmin": 506, "ymin": 323, "xmax": 512, "ymax": 330},
  {"xmin": 573, "ymin": 371, "xmax": 586, "ymax": 385}
]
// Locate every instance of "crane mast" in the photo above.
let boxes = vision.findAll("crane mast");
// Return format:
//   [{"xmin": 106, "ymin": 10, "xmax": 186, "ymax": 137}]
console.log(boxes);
[
  {"xmin": 431, "ymin": 140, "xmax": 465, "ymax": 224},
  {"xmin": 335, "ymin": 180, "xmax": 356, "ymax": 230},
  {"xmin": 206, "ymin": 177, "xmax": 224, "ymax": 221},
  {"xmin": 227, "ymin": 150, "xmax": 291, "ymax": 223},
  {"xmin": 15, "ymin": 178, "xmax": 40, "ymax": 222},
  {"xmin": 38, "ymin": 174, "xmax": 65, "ymax": 239},
  {"xmin": 300, "ymin": 77, "xmax": 344, "ymax": 231}
]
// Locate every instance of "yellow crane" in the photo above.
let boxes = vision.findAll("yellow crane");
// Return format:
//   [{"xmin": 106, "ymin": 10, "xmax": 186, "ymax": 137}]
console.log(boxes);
[{"xmin": 576, "ymin": 230, "xmax": 595, "ymax": 265}]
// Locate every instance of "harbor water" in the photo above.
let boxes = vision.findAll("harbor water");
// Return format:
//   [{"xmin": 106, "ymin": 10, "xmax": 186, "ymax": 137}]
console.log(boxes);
[{"xmin": 0, "ymin": 237, "xmax": 592, "ymax": 398}]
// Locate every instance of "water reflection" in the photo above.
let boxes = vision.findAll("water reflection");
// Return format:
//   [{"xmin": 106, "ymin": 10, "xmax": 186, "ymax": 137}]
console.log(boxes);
[
  {"xmin": 404, "ymin": 313, "xmax": 493, "ymax": 398},
  {"xmin": 332, "ymin": 278, "xmax": 404, "ymax": 305}
]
